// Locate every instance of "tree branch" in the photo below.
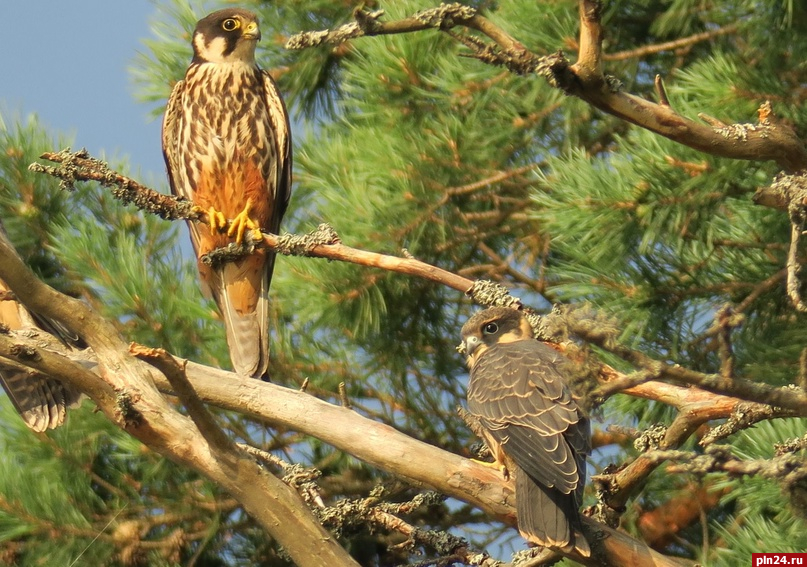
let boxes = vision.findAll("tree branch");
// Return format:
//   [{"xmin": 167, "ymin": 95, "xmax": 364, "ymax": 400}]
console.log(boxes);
[
  {"xmin": 285, "ymin": 3, "xmax": 807, "ymax": 173},
  {"xmin": 556, "ymin": 307, "xmax": 807, "ymax": 413},
  {"xmin": 29, "ymin": 149, "xmax": 476, "ymax": 295},
  {"xmin": 0, "ymin": 236, "xmax": 359, "ymax": 567},
  {"xmin": 0, "ymin": 326, "xmax": 694, "ymax": 566},
  {"xmin": 603, "ymin": 23, "xmax": 740, "ymax": 61}
]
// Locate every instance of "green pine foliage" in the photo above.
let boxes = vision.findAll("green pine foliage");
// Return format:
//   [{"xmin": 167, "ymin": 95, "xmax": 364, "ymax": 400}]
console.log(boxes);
[{"xmin": 2, "ymin": 0, "xmax": 807, "ymax": 564}]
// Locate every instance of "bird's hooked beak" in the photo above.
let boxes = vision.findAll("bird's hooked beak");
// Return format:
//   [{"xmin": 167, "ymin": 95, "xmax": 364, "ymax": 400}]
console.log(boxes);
[
  {"xmin": 243, "ymin": 21, "xmax": 261, "ymax": 41},
  {"xmin": 463, "ymin": 335, "xmax": 482, "ymax": 358}
]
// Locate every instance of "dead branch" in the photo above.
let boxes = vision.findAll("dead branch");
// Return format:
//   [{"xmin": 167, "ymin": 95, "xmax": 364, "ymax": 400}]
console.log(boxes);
[
  {"xmin": 131, "ymin": 344, "xmax": 233, "ymax": 452},
  {"xmin": 645, "ymin": 444, "xmax": 807, "ymax": 485},
  {"xmin": 567, "ymin": 1, "xmax": 807, "ymax": 173},
  {"xmin": 285, "ymin": 4, "xmax": 536, "ymax": 74},
  {"xmin": 0, "ymin": 236, "xmax": 359, "ymax": 567},
  {"xmin": 603, "ymin": 23, "xmax": 740, "ymax": 61}
]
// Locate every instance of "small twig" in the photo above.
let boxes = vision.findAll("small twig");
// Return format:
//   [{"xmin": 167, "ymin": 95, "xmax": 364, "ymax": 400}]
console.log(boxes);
[
  {"xmin": 712, "ymin": 305, "xmax": 742, "ymax": 378},
  {"xmin": 654, "ymin": 75, "xmax": 670, "ymax": 107},
  {"xmin": 700, "ymin": 402, "xmax": 796, "ymax": 446},
  {"xmin": 300, "ymin": 377, "xmax": 310, "ymax": 392},
  {"xmin": 800, "ymin": 348, "xmax": 807, "ymax": 392},
  {"xmin": 605, "ymin": 23, "xmax": 739, "ymax": 61},
  {"xmin": 338, "ymin": 382, "xmax": 352, "ymax": 409},
  {"xmin": 237, "ymin": 443, "xmax": 325, "ymax": 508},
  {"xmin": 687, "ymin": 269, "xmax": 786, "ymax": 350},
  {"xmin": 645, "ymin": 444, "xmax": 807, "ymax": 492},
  {"xmin": 697, "ymin": 113, "xmax": 728, "ymax": 128},
  {"xmin": 775, "ymin": 432, "xmax": 807, "ymax": 456},
  {"xmin": 786, "ymin": 202, "xmax": 807, "ymax": 312},
  {"xmin": 237, "ymin": 443, "xmax": 291, "ymax": 470},
  {"xmin": 319, "ymin": 488, "xmax": 466, "ymax": 559}
]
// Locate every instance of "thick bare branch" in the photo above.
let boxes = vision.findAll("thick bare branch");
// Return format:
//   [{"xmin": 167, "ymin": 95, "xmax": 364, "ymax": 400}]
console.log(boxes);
[{"xmin": 0, "ymin": 236, "xmax": 359, "ymax": 567}]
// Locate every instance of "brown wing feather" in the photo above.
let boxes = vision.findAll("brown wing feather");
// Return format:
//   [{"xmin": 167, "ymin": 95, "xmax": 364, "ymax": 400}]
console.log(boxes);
[
  {"xmin": 162, "ymin": 78, "xmax": 205, "ymax": 259},
  {"xmin": 162, "ymin": 79, "xmax": 184, "ymax": 199},
  {"xmin": 261, "ymin": 69, "xmax": 292, "ymax": 232}
]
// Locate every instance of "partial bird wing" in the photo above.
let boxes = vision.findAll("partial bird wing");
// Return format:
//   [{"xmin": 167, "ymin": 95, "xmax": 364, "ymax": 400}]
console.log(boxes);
[
  {"xmin": 162, "ymin": 78, "xmax": 204, "ymax": 254},
  {"xmin": 261, "ymin": 69, "xmax": 292, "ymax": 234},
  {"xmin": 0, "ymin": 225, "xmax": 83, "ymax": 431}
]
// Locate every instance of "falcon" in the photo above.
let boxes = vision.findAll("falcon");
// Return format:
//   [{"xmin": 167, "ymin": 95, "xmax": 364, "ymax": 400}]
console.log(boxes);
[
  {"xmin": 461, "ymin": 307, "xmax": 591, "ymax": 556},
  {"xmin": 162, "ymin": 9, "xmax": 291, "ymax": 378},
  {"xmin": 0, "ymin": 222, "xmax": 83, "ymax": 431}
]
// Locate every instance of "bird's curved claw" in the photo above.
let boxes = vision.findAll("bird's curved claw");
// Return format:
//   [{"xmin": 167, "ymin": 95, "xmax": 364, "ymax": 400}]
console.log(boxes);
[
  {"xmin": 227, "ymin": 198, "xmax": 262, "ymax": 245},
  {"xmin": 206, "ymin": 206, "xmax": 228, "ymax": 236}
]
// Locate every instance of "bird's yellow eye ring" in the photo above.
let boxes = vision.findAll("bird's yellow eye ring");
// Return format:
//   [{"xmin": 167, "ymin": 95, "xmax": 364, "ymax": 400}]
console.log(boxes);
[
  {"xmin": 482, "ymin": 322, "xmax": 498, "ymax": 335},
  {"xmin": 222, "ymin": 18, "xmax": 240, "ymax": 31}
]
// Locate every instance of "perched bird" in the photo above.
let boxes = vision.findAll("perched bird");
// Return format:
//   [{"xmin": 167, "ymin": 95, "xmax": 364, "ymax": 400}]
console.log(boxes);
[
  {"xmin": 0, "ymin": 223, "xmax": 83, "ymax": 431},
  {"xmin": 162, "ymin": 8, "xmax": 292, "ymax": 378},
  {"xmin": 461, "ymin": 307, "xmax": 591, "ymax": 556}
]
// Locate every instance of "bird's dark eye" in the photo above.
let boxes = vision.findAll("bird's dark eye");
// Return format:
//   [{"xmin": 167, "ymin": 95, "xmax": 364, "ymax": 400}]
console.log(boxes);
[
  {"xmin": 482, "ymin": 322, "xmax": 498, "ymax": 335},
  {"xmin": 222, "ymin": 18, "xmax": 239, "ymax": 31}
]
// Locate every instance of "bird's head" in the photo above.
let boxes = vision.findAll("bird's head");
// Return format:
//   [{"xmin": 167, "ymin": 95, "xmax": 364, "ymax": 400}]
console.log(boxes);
[
  {"xmin": 460, "ymin": 307, "xmax": 534, "ymax": 368},
  {"xmin": 192, "ymin": 9, "xmax": 261, "ymax": 65}
]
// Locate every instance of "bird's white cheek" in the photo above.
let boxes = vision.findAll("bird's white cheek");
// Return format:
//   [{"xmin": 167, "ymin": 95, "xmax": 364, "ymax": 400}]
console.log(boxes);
[{"xmin": 196, "ymin": 36, "xmax": 230, "ymax": 63}]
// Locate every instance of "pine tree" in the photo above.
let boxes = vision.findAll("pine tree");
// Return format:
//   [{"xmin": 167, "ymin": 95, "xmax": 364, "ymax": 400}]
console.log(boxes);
[{"xmin": 1, "ymin": 1, "xmax": 806, "ymax": 566}]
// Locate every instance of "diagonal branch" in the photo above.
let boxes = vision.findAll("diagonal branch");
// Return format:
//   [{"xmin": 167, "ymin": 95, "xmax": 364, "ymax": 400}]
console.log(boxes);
[
  {"xmin": 563, "ymin": 310, "xmax": 807, "ymax": 413},
  {"xmin": 286, "ymin": 2, "xmax": 807, "ymax": 173},
  {"xmin": 603, "ymin": 23, "xmax": 740, "ymax": 61},
  {"xmin": 132, "ymin": 345, "xmax": 234, "ymax": 452}
]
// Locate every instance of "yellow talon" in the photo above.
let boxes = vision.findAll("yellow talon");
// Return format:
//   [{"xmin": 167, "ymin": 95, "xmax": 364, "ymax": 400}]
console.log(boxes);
[
  {"xmin": 227, "ymin": 198, "xmax": 261, "ymax": 245},
  {"xmin": 207, "ymin": 206, "xmax": 228, "ymax": 236}
]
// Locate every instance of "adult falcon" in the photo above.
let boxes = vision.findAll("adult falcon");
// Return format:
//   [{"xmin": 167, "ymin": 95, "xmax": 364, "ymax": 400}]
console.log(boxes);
[
  {"xmin": 461, "ymin": 307, "xmax": 591, "ymax": 556},
  {"xmin": 162, "ymin": 8, "xmax": 291, "ymax": 378}
]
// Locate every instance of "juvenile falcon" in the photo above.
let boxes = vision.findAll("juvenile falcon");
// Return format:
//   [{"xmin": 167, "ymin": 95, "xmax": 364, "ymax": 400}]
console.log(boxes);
[
  {"xmin": 461, "ymin": 307, "xmax": 591, "ymax": 556},
  {"xmin": 162, "ymin": 9, "xmax": 291, "ymax": 378}
]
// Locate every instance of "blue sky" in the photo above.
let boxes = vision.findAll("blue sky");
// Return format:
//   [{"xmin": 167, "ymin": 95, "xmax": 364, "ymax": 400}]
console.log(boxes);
[{"xmin": 0, "ymin": 1, "xmax": 168, "ymax": 181}]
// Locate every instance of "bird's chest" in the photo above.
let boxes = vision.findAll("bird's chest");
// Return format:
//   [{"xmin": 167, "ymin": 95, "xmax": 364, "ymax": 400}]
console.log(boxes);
[{"xmin": 180, "ymin": 64, "xmax": 270, "ymax": 163}]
